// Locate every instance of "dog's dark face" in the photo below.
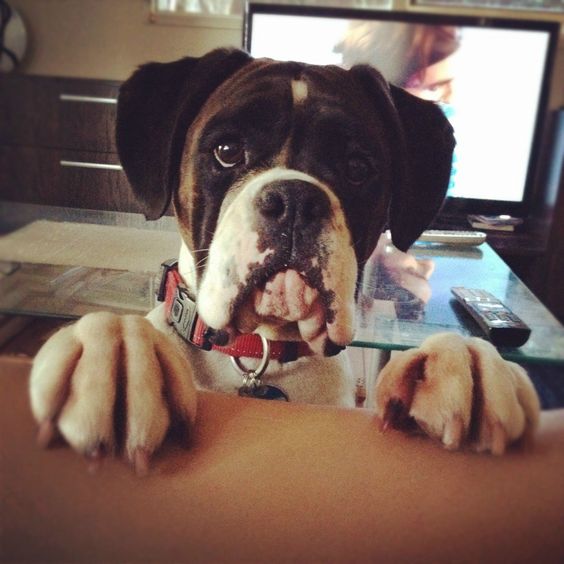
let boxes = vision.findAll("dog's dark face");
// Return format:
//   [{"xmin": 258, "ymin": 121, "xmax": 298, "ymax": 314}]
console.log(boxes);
[{"xmin": 117, "ymin": 49, "xmax": 454, "ymax": 355}]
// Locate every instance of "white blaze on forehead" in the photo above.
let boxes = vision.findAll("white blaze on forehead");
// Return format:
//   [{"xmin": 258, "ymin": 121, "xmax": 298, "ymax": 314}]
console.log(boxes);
[
  {"xmin": 244, "ymin": 167, "xmax": 325, "ymax": 194},
  {"xmin": 291, "ymin": 79, "xmax": 308, "ymax": 104}
]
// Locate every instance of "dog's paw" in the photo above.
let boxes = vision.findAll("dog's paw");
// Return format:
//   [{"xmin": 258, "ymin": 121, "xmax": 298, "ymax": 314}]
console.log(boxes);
[
  {"xmin": 374, "ymin": 333, "xmax": 540, "ymax": 454},
  {"xmin": 29, "ymin": 312, "xmax": 197, "ymax": 473}
]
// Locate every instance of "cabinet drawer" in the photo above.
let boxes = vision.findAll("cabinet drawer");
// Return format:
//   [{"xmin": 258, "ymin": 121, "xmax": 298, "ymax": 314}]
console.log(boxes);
[
  {"xmin": 0, "ymin": 75, "xmax": 58, "ymax": 147},
  {"xmin": 56, "ymin": 77, "xmax": 121, "ymax": 153},
  {"xmin": 0, "ymin": 146, "xmax": 141, "ymax": 213},
  {"xmin": 1, "ymin": 75, "xmax": 121, "ymax": 153}
]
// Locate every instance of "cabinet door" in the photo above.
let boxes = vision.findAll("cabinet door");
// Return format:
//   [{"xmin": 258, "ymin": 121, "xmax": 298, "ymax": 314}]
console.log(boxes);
[{"xmin": 0, "ymin": 146, "xmax": 142, "ymax": 213}]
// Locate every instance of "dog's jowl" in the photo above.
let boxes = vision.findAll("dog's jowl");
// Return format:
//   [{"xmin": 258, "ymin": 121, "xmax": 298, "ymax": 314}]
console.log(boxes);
[{"xmin": 29, "ymin": 49, "xmax": 540, "ymax": 473}]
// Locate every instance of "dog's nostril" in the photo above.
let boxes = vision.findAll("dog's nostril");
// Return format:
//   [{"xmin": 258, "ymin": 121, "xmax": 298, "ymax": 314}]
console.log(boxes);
[{"xmin": 258, "ymin": 191, "xmax": 286, "ymax": 220}]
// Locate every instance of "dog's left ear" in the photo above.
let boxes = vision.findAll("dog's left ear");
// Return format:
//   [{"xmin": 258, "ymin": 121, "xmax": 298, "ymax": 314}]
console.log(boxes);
[
  {"xmin": 116, "ymin": 48, "xmax": 252, "ymax": 219},
  {"xmin": 350, "ymin": 66, "xmax": 455, "ymax": 252}
]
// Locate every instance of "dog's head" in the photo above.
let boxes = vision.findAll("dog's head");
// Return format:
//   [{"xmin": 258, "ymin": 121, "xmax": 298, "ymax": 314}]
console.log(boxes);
[{"xmin": 117, "ymin": 48, "xmax": 454, "ymax": 355}]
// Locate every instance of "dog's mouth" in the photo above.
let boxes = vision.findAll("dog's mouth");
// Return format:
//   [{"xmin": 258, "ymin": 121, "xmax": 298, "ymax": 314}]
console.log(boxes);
[
  {"xmin": 226, "ymin": 268, "xmax": 351, "ymax": 356},
  {"xmin": 253, "ymin": 269, "xmax": 320, "ymax": 326}
]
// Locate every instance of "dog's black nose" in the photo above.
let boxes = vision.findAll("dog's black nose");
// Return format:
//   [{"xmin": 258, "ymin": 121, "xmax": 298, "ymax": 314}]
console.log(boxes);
[{"xmin": 255, "ymin": 181, "xmax": 331, "ymax": 229}]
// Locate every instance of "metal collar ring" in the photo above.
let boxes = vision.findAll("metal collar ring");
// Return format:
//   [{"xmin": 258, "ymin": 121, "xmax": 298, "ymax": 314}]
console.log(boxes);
[{"xmin": 230, "ymin": 334, "xmax": 271, "ymax": 387}]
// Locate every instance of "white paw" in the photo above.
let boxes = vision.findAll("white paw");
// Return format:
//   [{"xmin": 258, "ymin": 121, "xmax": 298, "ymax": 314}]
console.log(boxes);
[
  {"xmin": 374, "ymin": 333, "xmax": 540, "ymax": 454},
  {"xmin": 29, "ymin": 312, "xmax": 197, "ymax": 473}
]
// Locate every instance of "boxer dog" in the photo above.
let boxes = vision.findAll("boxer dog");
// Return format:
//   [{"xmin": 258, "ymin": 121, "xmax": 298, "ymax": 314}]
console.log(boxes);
[{"xmin": 30, "ymin": 49, "xmax": 539, "ymax": 474}]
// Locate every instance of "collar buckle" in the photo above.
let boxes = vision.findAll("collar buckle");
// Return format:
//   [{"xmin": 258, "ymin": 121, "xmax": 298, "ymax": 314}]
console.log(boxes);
[
  {"xmin": 158, "ymin": 258, "xmax": 212, "ymax": 351},
  {"xmin": 170, "ymin": 284, "xmax": 212, "ymax": 351},
  {"xmin": 156, "ymin": 258, "xmax": 179, "ymax": 302},
  {"xmin": 170, "ymin": 285, "xmax": 197, "ymax": 341}
]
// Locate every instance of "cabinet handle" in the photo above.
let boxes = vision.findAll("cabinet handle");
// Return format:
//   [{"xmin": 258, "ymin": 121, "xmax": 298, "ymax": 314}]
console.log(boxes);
[
  {"xmin": 60, "ymin": 160, "xmax": 123, "ymax": 171},
  {"xmin": 59, "ymin": 94, "xmax": 118, "ymax": 105}
]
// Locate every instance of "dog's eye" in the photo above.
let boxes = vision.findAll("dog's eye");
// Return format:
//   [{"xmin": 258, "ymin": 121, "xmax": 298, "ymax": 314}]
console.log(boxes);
[
  {"xmin": 345, "ymin": 155, "xmax": 372, "ymax": 185},
  {"xmin": 214, "ymin": 141, "xmax": 245, "ymax": 168}
]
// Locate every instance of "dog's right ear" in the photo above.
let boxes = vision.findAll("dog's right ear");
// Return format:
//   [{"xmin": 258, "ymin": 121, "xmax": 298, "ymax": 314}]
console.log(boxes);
[{"xmin": 116, "ymin": 48, "xmax": 252, "ymax": 219}]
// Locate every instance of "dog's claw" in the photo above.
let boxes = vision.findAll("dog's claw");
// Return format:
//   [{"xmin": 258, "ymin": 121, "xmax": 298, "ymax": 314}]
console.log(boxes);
[
  {"xmin": 132, "ymin": 447, "xmax": 151, "ymax": 477},
  {"xmin": 442, "ymin": 415, "xmax": 464, "ymax": 451},
  {"xmin": 36, "ymin": 419, "xmax": 57, "ymax": 448},
  {"xmin": 86, "ymin": 444, "xmax": 108, "ymax": 474}
]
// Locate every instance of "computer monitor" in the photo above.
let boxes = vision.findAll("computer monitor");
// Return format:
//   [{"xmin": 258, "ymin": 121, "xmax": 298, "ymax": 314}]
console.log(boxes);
[{"xmin": 243, "ymin": 3, "xmax": 559, "ymax": 223}]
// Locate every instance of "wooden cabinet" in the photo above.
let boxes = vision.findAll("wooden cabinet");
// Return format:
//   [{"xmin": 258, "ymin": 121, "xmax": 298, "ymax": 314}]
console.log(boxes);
[{"xmin": 0, "ymin": 74, "xmax": 142, "ymax": 213}]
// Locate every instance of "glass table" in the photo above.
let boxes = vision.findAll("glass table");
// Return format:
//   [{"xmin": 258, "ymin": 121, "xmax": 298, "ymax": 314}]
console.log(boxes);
[
  {"xmin": 354, "ymin": 236, "xmax": 564, "ymax": 366},
  {"xmin": 0, "ymin": 236, "xmax": 563, "ymax": 367},
  {"xmin": 0, "ymin": 261, "xmax": 158, "ymax": 318}
]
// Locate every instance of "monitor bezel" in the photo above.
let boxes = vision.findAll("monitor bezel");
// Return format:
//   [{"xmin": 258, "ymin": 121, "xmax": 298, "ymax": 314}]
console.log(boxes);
[{"xmin": 243, "ymin": 3, "xmax": 560, "ymax": 222}]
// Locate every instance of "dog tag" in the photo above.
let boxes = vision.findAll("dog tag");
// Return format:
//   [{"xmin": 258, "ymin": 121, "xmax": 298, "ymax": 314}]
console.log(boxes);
[{"xmin": 238, "ymin": 384, "xmax": 289, "ymax": 401}]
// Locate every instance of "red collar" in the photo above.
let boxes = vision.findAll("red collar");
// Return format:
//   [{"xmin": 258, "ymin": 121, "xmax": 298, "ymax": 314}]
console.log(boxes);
[{"xmin": 157, "ymin": 260, "xmax": 314, "ymax": 363}]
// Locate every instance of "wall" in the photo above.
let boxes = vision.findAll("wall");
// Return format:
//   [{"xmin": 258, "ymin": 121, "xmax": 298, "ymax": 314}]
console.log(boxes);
[
  {"xmin": 8, "ymin": 0, "xmax": 241, "ymax": 80},
  {"xmin": 7, "ymin": 0, "xmax": 564, "ymax": 109}
]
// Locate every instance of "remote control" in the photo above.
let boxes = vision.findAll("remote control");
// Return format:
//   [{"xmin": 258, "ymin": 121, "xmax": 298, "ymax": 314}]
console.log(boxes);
[
  {"xmin": 451, "ymin": 287, "xmax": 531, "ymax": 347},
  {"xmin": 417, "ymin": 230, "xmax": 487, "ymax": 246}
]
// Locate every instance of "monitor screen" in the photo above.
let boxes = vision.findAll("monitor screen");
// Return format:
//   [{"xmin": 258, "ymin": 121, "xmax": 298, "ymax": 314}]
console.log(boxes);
[{"xmin": 244, "ymin": 4, "xmax": 559, "ymax": 220}]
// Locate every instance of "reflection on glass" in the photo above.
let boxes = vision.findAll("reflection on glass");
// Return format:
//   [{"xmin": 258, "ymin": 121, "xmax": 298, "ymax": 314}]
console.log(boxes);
[
  {"xmin": 359, "ymin": 233, "xmax": 435, "ymax": 322},
  {"xmin": 0, "ymin": 262, "xmax": 157, "ymax": 319}
]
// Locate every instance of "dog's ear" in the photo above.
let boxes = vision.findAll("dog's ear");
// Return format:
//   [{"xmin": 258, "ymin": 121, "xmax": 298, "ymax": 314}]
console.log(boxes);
[
  {"xmin": 387, "ymin": 85, "xmax": 455, "ymax": 251},
  {"xmin": 116, "ymin": 48, "xmax": 252, "ymax": 219},
  {"xmin": 350, "ymin": 66, "xmax": 455, "ymax": 252}
]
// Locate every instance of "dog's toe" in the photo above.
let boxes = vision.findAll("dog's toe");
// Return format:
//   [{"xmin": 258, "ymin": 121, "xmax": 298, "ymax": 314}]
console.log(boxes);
[{"xmin": 375, "ymin": 334, "xmax": 474, "ymax": 443}]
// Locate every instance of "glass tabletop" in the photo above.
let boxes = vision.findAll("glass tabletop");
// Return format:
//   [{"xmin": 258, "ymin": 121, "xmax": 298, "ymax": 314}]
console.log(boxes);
[
  {"xmin": 0, "ymin": 236, "xmax": 563, "ymax": 366},
  {"xmin": 353, "ymin": 235, "xmax": 564, "ymax": 366},
  {"xmin": 0, "ymin": 261, "xmax": 157, "ymax": 319}
]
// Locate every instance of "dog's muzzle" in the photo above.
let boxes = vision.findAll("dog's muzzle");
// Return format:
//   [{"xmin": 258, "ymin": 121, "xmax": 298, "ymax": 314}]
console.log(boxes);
[{"xmin": 197, "ymin": 168, "xmax": 358, "ymax": 355}]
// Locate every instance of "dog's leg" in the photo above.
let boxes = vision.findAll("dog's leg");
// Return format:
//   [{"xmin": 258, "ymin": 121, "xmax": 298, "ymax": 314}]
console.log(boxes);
[
  {"xmin": 373, "ymin": 333, "xmax": 540, "ymax": 454},
  {"xmin": 29, "ymin": 312, "xmax": 197, "ymax": 474}
]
